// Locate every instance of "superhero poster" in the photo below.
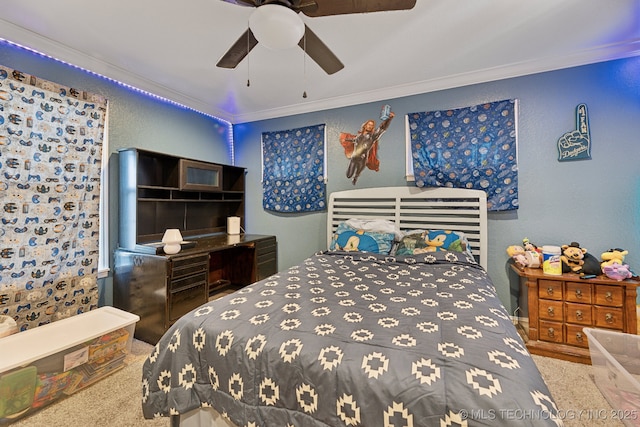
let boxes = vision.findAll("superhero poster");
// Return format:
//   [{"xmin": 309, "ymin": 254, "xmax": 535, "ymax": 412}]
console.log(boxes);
[{"xmin": 340, "ymin": 105, "xmax": 394, "ymax": 185}]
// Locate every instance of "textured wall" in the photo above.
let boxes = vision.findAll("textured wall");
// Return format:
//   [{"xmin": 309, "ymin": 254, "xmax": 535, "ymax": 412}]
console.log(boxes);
[
  {"xmin": 2, "ymin": 40, "xmax": 637, "ymax": 314},
  {"xmin": 0, "ymin": 42, "xmax": 233, "ymax": 306},
  {"xmin": 235, "ymin": 57, "xmax": 640, "ymax": 314}
]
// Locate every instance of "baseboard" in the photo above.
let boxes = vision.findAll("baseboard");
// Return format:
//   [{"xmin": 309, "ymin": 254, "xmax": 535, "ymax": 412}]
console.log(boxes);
[
  {"xmin": 510, "ymin": 315, "xmax": 529, "ymax": 330},
  {"xmin": 510, "ymin": 316, "xmax": 529, "ymax": 343}
]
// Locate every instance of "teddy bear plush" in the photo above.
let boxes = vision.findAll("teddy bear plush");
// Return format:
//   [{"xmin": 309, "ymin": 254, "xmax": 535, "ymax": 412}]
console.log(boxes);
[
  {"xmin": 560, "ymin": 242, "xmax": 601, "ymax": 276},
  {"xmin": 601, "ymin": 248, "xmax": 628, "ymax": 268}
]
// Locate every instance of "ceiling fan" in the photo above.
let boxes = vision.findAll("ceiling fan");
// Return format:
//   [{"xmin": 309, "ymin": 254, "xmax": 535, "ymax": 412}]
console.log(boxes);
[{"xmin": 217, "ymin": 0, "xmax": 417, "ymax": 75}]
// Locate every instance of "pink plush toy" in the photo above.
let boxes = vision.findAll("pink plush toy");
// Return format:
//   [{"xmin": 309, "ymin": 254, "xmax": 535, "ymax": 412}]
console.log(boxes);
[{"xmin": 602, "ymin": 262, "xmax": 632, "ymax": 281}]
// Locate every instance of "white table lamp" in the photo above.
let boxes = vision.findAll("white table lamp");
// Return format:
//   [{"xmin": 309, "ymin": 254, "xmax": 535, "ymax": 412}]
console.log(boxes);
[{"xmin": 162, "ymin": 229, "xmax": 183, "ymax": 254}]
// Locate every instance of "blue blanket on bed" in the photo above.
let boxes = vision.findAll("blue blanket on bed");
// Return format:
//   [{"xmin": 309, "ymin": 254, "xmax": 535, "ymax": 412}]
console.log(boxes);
[{"xmin": 142, "ymin": 251, "xmax": 561, "ymax": 426}]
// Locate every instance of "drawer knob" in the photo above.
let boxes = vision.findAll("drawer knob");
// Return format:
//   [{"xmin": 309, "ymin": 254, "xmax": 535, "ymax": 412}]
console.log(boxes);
[
  {"xmin": 605, "ymin": 313, "xmax": 614, "ymax": 323},
  {"xmin": 575, "ymin": 289, "xmax": 582, "ymax": 298},
  {"xmin": 547, "ymin": 327, "xmax": 555, "ymax": 337},
  {"xmin": 605, "ymin": 291, "xmax": 613, "ymax": 302},
  {"xmin": 576, "ymin": 332, "xmax": 583, "ymax": 342},
  {"xmin": 547, "ymin": 306, "xmax": 555, "ymax": 316},
  {"xmin": 547, "ymin": 287, "xmax": 554, "ymax": 296},
  {"xmin": 575, "ymin": 310, "xmax": 583, "ymax": 320}
]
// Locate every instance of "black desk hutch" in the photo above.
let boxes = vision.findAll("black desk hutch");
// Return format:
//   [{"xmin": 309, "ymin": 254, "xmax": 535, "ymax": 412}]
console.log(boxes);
[{"xmin": 113, "ymin": 148, "xmax": 277, "ymax": 344}]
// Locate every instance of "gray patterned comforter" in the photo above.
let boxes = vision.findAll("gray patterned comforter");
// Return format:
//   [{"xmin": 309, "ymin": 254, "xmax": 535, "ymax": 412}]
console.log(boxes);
[{"xmin": 142, "ymin": 251, "xmax": 561, "ymax": 426}]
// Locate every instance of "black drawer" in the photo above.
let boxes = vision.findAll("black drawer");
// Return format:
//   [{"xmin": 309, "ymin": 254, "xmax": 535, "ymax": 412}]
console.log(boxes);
[
  {"xmin": 256, "ymin": 236, "xmax": 277, "ymax": 251},
  {"xmin": 256, "ymin": 237, "xmax": 277, "ymax": 281},
  {"xmin": 169, "ymin": 271, "xmax": 208, "ymax": 292},
  {"xmin": 257, "ymin": 250, "xmax": 276, "ymax": 264},
  {"xmin": 257, "ymin": 258, "xmax": 277, "ymax": 281},
  {"xmin": 168, "ymin": 279, "xmax": 208, "ymax": 322},
  {"xmin": 170, "ymin": 254, "xmax": 209, "ymax": 279},
  {"xmin": 256, "ymin": 237, "xmax": 276, "ymax": 259}
]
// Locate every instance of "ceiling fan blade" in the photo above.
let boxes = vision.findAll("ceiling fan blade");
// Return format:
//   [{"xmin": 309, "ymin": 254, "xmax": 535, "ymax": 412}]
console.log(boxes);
[
  {"xmin": 216, "ymin": 29, "xmax": 259, "ymax": 69},
  {"xmin": 298, "ymin": 25, "xmax": 344, "ymax": 75},
  {"xmin": 302, "ymin": 0, "xmax": 416, "ymax": 17},
  {"xmin": 291, "ymin": 0, "xmax": 319, "ymax": 15},
  {"xmin": 220, "ymin": 0, "xmax": 259, "ymax": 7}
]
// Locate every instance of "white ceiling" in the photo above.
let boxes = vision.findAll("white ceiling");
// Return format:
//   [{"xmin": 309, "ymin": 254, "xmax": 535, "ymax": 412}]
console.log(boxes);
[{"xmin": 1, "ymin": 0, "xmax": 638, "ymax": 124}]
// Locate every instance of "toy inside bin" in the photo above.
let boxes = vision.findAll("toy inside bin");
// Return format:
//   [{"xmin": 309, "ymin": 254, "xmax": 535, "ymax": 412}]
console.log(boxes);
[
  {"xmin": 583, "ymin": 327, "xmax": 640, "ymax": 426},
  {"xmin": 0, "ymin": 307, "xmax": 139, "ymax": 424}
]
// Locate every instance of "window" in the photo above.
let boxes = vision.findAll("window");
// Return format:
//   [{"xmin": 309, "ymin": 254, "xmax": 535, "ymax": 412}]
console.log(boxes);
[{"xmin": 98, "ymin": 104, "xmax": 110, "ymax": 278}]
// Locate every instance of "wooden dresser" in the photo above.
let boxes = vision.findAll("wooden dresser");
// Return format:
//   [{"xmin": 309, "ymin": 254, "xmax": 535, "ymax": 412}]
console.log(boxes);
[{"xmin": 512, "ymin": 265, "xmax": 639, "ymax": 364}]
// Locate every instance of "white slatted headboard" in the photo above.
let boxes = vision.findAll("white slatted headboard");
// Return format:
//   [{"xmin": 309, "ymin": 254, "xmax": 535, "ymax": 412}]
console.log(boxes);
[{"xmin": 328, "ymin": 186, "xmax": 488, "ymax": 269}]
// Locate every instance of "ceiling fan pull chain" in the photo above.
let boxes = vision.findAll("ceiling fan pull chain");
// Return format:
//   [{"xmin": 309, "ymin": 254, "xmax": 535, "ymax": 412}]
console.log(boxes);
[
  {"xmin": 302, "ymin": 31, "xmax": 307, "ymax": 98},
  {"xmin": 247, "ymin": 22, "xmax": 251, "ymax": 87}
]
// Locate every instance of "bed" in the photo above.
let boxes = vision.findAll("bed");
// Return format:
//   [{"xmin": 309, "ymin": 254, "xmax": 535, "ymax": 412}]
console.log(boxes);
[{"xmin": 141, "ymin": 186, "xmax": 562, "ymax": 427}]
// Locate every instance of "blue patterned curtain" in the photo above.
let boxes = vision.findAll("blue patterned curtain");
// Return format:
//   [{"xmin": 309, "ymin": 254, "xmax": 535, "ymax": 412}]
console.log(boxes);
[
  {"xmin": 407, "ymin": 99, "xmax": 518, "ymax": 211},
  {"xmin": 262, "ymin": 124, "xmax": 326, "ymax": 213},
  {"xmin": 0, "ymin": 65, "xmax": 106, "ymax": 331}
]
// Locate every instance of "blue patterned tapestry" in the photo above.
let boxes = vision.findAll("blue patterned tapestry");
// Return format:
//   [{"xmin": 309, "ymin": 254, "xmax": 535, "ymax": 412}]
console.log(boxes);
[
  {"xmin": 407, "ymin": 99, "xmax": 518, "ymax": 211},
  {"xmin": 262, "ymin": 124, "xmax": 326, "ymax": 212}
]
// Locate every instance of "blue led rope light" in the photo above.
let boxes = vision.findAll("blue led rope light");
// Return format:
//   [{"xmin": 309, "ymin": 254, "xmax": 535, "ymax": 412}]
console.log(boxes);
[{"xmin": 0, "ymin": 38, "xmax": 235, "ymax": 164}]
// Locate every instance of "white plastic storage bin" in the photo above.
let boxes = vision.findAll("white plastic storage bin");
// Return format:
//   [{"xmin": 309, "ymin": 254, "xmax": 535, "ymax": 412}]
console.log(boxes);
[
  {"xmin": 0, "ymin": 306, "xmax": 139, "ymax": 424},
  {"xmin": 583, "ymin": 327, "xmax": 640, "ymax": 426}
]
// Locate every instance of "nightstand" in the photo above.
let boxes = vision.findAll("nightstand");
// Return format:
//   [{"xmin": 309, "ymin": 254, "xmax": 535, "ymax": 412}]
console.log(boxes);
[{"xmin": 512, "ymin": 265, "xmax": 639, "ymax": 364}]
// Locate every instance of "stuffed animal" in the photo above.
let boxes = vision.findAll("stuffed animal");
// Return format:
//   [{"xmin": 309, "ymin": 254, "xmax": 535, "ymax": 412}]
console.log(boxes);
[
  {"xmin": 601, "ymin": 248, "xmax": 628, "ymax": 268},
  {"xmin": 560, "ymin": 242, "xmax": 584, "ymax": 273},
  {"xmin": 507, "ymin": 245, "xmax": 541, "ymax": 269},
  {"xmin": 507, "ymin": 245, "xmax": 528, "ymax": 269},
  {"xmin": 560, "ymin": 242, "xmax": 601, "ymax": 276},
  {"xmin": 602, "ymin": 263, "xmax": 633, "ymax": 281},
  {"xmin": 522, "ymin": 237, "xmax": 541, "ymax": 254}
]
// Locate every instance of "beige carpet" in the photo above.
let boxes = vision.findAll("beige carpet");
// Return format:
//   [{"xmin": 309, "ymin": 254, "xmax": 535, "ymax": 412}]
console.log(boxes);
[
  {"xmin": 9, "ymin": 340, "xmax": 625, "ymax": 427},
  {"xmin": 10, "ymin": 339, "xmax": 168, "ymax": 427},
  {"xmin": 532, "ymin": 354, "xmax": 624, "ymax": 427}
]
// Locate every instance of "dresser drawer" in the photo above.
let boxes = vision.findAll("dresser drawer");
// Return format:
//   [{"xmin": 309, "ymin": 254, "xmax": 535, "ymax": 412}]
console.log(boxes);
[
  {"xmin": 565, "ymin": 324, "xmax": 589, "ymax": 348},
  {"xmin": 565, "ymin": 281, "xmax": 592, "ymax": 303},
  {"xmin": 593, "ymin": 305, "xmax": 624, "ymax": 329},
  {"xmin": 565, "ymin": 302, "xmax": 592, "ymax": 325},
  {"xmin": 539, "ymin": 280, "xmax": 563, "ymax": 300},
  {"xmin": 594, "ymin": 285, "xmax": 624, "ymax": 307},
  {"xmin": 539, "ymin": 299, "xmax": 563, "ymax": 321},
  {"xmin": 539, "ymin": 320, "xmax": 564, "ymax": 343}
]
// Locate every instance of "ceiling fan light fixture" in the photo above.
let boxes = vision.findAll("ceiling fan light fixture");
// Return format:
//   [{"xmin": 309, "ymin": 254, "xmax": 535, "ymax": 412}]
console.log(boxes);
[{"xmin": 249, "ymin": 4, "xmax": 304, "ymax": 50}]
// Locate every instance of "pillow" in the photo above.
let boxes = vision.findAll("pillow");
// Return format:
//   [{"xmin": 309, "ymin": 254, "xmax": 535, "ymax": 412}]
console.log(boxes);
[
  {"xmin": 344, "ymin": 218, "xmax": 403, "ymax": 241},
  {"xmin": 329, "ymin": 222, "xmax": 395, "ymax": 254},
  {"xmin": 395, "ymin": 229, "xmax": 471, "ymax": 256}
]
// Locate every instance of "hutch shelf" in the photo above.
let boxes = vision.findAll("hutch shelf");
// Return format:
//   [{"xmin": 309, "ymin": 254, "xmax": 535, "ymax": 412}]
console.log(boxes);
[{"xmin": 113, "ymin": 149, "xmax": 277, "ymax": 344}]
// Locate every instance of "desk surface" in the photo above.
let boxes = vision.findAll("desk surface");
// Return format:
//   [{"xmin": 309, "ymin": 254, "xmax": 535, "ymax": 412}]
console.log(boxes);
[{"xmin": 129, "ymin": 233, "xmax": 274, "ymax": 256}]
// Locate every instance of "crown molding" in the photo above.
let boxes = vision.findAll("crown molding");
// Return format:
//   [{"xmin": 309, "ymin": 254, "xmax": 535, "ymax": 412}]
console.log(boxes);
[{"xmin": 2, "ymin": 18, "xmax": 638, "ymax": 125}]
